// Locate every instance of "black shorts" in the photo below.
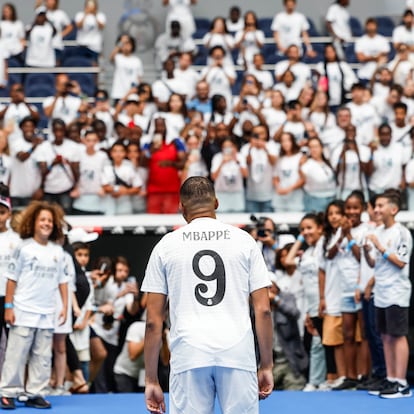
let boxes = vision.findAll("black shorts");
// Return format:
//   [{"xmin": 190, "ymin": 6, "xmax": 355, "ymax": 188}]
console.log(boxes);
[{"xmin": 375, "ymin": 305, "xmax": 409, "ymax": 336}]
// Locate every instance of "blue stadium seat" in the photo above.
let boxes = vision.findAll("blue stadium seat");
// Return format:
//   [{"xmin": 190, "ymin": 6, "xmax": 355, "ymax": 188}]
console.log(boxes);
[
  {"xmin": 344, "ymin": 43, "xmax": 359, "ymax": 63},
  {"xmin": 7, "ymin": 57, "xmax": 23, "ymax": 85},
  {"xmin": 24, "ymin": 73, "xmax": 55, "ymax": 93},
  {"xmin": 231, "ymin": 71, "xmax": 244, "ymax": 96},
  {"xmin": 302, "ymin": 43, "xmax": 324, "ymax": 64},
  {"xmin": 307, "ymin": 18, "xmax": 320, "ymax": 37},
  {"xmin": 258, "ymin": 17, "xmax": 274, "ymax": 37},
  {"xmin": 62, "ymin": 20, "xmax": 77, "ymax": 41},
  {"xmin": 262, "ymin": 43, "xmax": 282, "ymax": 65},
  {"xmin": 25, "ymin": 84, "xmax": 55, "ymax": 98},
  {"xmin": 69, "ymin": 73, "xmax": 96, "ymax": 97},
  {"xmin": 61, "ymin": 46, "xmax": 95, "ymax": 62},
  {"xmin": 350, "ymin": 16, "xmax": 363, "ymax": 37},
  {"xmin": 193, "ymin": 45, "xmax": 208, "ymax": 65},
  {"xmin": 375, "ymin": 16, "xmax": 395, "ymax": 37},
  {"xmin": 31, "ymin": 102, "xmax": 48, "ymax": 129},
  {"xmin": 193, "ymin": 18, "xmax": 210, "ymax": 39},
  {"xmin": 62, "ymin": 56, "xmax": 93, "ymax": 67}
]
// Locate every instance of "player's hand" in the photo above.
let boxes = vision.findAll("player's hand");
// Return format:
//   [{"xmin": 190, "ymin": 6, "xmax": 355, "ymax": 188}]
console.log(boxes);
[
  {"xmin": 5, "ymin": 308, "xmax": 15, "ymax": 326},
  {"xmin": 145, "ymin": 383, "xmax": 165, "ymax": 413},
  {"xmin": 257, "ymin": 367, "xmax": 273, "ymax": 400}
]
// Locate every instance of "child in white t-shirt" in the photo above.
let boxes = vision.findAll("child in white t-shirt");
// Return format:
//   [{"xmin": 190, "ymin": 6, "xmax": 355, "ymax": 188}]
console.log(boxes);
[
  {"xmin": 110, "ymin": 34, "xmax": 144, "ymax": 102},
  {"xmin": 0, "ymin": 201, "xmax": 68, "ymax": 409}
]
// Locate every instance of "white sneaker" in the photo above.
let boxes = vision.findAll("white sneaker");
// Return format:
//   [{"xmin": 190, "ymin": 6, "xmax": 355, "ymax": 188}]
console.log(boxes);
[
  {"xmin": 318, "ymin": 381, "xmax": 334, "ymax": 391},
  {"xmin": 303, "ymin": 383, "xmax": 318, "ymax": 392},
  {"xmin": 50, "ymin": 386, "xmax": 71, "ymax": 396}
]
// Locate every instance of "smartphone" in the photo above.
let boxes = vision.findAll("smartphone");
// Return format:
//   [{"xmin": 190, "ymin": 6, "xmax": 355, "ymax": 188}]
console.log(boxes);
[
  {"xmin": 128, "ymin": 276, "xmax": 136, "ymax": 284},
  {"xmin": 100, "ymin": 262, "xmax": 108, "ymax": 273}
]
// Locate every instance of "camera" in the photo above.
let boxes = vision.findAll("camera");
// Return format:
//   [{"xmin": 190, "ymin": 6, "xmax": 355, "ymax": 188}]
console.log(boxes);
[
  {"xmin": 103, "ymin": 314, "xmax": 115, "ymax": 330},
  {"xmin": 250, "ymin": 215, "xmax": 270, "ymax": 238}
]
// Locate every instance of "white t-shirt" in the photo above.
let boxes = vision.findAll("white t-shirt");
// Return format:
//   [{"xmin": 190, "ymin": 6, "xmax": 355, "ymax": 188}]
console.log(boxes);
[
  {"xmin": 173, "ymin": 67, "xmax": 200, "ymax": 100},
  {"xmin": 271, "ymin": 11, "xmax": 310, "ymax": 51},
  {"xmin": 281, "ymin": 121, "xmax": 305, "ymax": 144},
  {"xmin": 320, "ymin": 229, "xmax": 342, "ymax": 316},
  {"xmin": 211, "ymin": 152, "xmax": 246, "ymax": 193},
  {"xmin": 346, "ymin": 101, "xmax": 379, "ymax": 145},
  {"xmin": 301, "ymin": 158, "xmax": 336, "ymax": 197},
  {"xmin": 142, "ymin": 217, "xmax": 271, "ymax": 374},
  {"xmin": 307, "ymin": 111, "xmax": 336, "ymax": 136},
  {"xmin": 40, "ymin": 139, "xmax": 81, "ymax": 194},
  {"xmin": 261, "ymin": 107, "xmax": 286, "ymax": 138},
  {"xmin": 9, "ymin": 138, "xmax": 47, "ymax": 198},
  {"xmin": 369, "ymin": 143, "xmax": 408, "ymax": 193},
  {"xmin": 273, "ymin": 152, "xmax": 302, "ymax": 190},
  {"xmin": 111, "ymin": 54, "xmax": 144, "ymax": 100},
  {"xmin": 330, "ymin": 145, "xmax": 371, "ymax": 194},
  {"xmin": 336, "ymin": 223, "xmax": 369, "ymax": 297},
  {"xmin": 273, "ymin": 82, "xmax": 302, "ymax": 102},
  {"xmin": 0, "ymin": 229, "xmax": 20, "ymax": 296},
  {"xmin": 101, "ymin": 160, "xmax": 143, "ymax": 189},
  {"xmin": 373, "ymin": 223, "xmax": 412, "ymax": 308},
  {"xmin": 319, "ymin": 126, "xmax": 345, "ymax": 159},
  {"xmin": 5, "ymin": 238, "xmax": 67, "ymax": 328},
  {"xmin": 315, "ymin": 61, "xmax": 357, "ymax": 106},
  {"xmin": 325, "ymin": 3, "xmax": 352, "ymax": 42},
  {"xmin": 0, "ymin": 20, "xmax": 25, "ymax": 56},
  {"xmin": 234, "ymin": 29, "xmax": 265, "ymax": 66},
  {"xmin": 25, "ymin": 24, "xmax": 55, "ymax": 67},
  {"xmin": 241, "ymin": 142, "xmax": 278, "ymax": 202},
  {"xmin": 165, "ymin": 0, "xmax": 195, "ymax": 39},
  {"xmin": 247, "ymin": 68, "xmax": 274, "ymax": 91},
  {"xmin": 75, "ymin": 11, "xmax": 106, "ymax": 53},
  {"xmin": 0, "ymin": 153, "xmax": 11, "ymax": 186},
  {"xmin": 355, "ymin": 34, "xmax": 390, "ymax": 80},
  {"xmin": 1, "ymin": 102, "xmax": 38, "ymax": 137},
  {"xmin": 113, "ymin": 321, "xmax": 146, "ymax": 378},
  {"xmin": 92, "ymin": 276, "xmax": 134, "ymax": 346},
  {"xmin": 274, "ymin": 60, "xmax": 311, "ymax": 92},
  {"xmin": 392, "ymin": 25, "xmax": 414, "ymax": 48},
  {"xmin": 151, "ymin": 77, "xmax": 188, "ymax": 104},
  {"xmin": 148, "ymin": 112, "xmax": 185, "ymax": 144},
  {"xmin": 46, "ymin": 8, "xmax": 71, "ymax": 50},
  {"xmin": 43, "ymin": 95, "xmax": 82, "ymax": 127},
  {"xmin": 200, "ymin": 66, "xmax": 236, "ymax": 108},
  {"xmin": 298, "ymin": 237, "xmax": 324, "ymax": 318},
  {"xmin": 73, "ymin": 149, "xmax": 108, "ymax": 213}
]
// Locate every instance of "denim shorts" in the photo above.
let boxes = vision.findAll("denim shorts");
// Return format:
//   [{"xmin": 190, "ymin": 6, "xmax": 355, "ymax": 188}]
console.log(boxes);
[{"xmin": 341, "ymin": 296, "xmax": 362, "ymax": 313}]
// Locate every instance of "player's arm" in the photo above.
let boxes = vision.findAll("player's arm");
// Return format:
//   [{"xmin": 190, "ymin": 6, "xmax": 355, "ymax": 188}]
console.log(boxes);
[
  {"xmin": 144, "ymin": 292, "xmax": 167, "ymax": 414},
  {"xmin": 251, "ymin": 287, "xmax": 274, "ymax": 399}
]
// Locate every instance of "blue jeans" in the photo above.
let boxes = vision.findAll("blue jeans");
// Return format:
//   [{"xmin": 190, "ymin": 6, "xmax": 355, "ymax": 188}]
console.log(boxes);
[
  {"xmin": 362, "ymin": 297, "xmax": 386, "ymax": 378},
  {"xmin": 245, "ymin": 199, "xmax": 273, "ymax": 213},
  {"xmin": 303, "ymin": 193, "xmax": 335, "ymax": 213}
]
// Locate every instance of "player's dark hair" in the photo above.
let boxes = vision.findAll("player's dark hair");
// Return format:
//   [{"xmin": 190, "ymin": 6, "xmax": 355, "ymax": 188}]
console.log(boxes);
[{"xmin": 180, "ymin": 177, "xmax": 216, "ymax": 206}]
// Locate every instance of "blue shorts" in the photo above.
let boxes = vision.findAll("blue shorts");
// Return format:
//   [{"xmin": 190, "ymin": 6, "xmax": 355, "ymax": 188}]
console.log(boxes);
[{"xmin": 341, "ymin": 296, "xmax": 362, "ymax": 313}]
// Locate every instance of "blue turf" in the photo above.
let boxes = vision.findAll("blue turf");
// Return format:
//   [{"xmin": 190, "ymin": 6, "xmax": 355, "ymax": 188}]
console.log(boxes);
[{"xmin": 30, "ymin": 390, "xmax": 413, "ymax": 414}]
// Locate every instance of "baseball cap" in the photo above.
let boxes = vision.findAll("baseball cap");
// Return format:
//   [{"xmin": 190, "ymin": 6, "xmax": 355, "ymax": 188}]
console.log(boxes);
[
  {"xmin": 0, "ymin": 195, "xmax": 11, "ymax": 211},
  {"xmin": 126, "ymin": 93, "xmax": 140, "ymax": 103},
  {"xmin": 35, "ymin": 6, "xmax": 47, "ymax": 15},
  {"xmin": 67, "ymin": 228, "xmax": 99, "ymax": 244}
]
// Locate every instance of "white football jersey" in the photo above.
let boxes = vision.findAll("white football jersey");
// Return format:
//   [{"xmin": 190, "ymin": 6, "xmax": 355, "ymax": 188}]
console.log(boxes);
[{"xmin": 142, "ymin": 217, "xmax": 271, "ymax": 374}]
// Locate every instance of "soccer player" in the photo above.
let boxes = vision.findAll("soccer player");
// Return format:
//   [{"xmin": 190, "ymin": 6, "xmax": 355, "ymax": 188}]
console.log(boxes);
[{"xmin": 142, "ymin": 176, "xmax": 273, "ymax": 414}]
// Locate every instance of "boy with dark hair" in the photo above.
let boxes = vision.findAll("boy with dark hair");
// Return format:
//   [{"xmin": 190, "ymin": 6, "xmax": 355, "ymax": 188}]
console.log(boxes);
[{"xmin": 366, "ymin": 189, "xmax": 412, "ymax": 398}]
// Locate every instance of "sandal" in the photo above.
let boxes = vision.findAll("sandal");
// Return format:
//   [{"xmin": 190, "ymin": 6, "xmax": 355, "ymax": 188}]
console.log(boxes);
[{"xmin": 69, "ymin": 383, "xmax": 89, "ymax": 394}]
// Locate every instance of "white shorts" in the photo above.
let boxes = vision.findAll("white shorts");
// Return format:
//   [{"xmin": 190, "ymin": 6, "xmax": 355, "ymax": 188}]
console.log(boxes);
[{"xmin": 169, "ymin": 367, "xmax": 258, "ymax": 414}]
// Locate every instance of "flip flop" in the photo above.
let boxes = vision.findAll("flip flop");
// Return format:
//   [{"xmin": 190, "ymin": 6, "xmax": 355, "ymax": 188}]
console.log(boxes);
[{"xmin": 69, "ymin": 383, "xmax": 89, "ymax": 394}]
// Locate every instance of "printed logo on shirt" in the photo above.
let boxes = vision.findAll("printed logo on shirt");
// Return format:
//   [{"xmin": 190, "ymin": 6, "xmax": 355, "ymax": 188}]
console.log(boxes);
[{"xmin": 398, "ymin": 243, "xmax": 408, "ymax": 258}]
